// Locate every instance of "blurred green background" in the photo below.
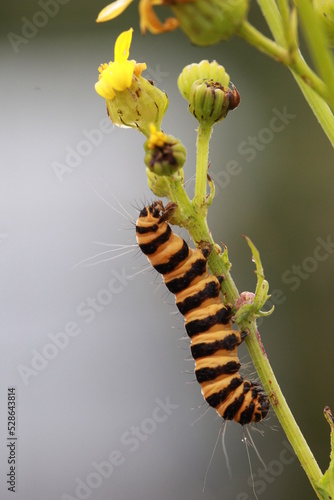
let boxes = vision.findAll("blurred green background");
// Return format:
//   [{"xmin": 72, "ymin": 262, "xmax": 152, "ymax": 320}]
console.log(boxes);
[{"xmin": 1, "ymin": 1, "xmax": 333, "ymax": 499}]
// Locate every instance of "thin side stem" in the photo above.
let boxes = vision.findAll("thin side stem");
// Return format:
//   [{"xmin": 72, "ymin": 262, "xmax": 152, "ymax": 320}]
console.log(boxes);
[
  {"xmin": 256, "ymin": 0, "xmax": 286, "ymax": 45},
  {"xmin": 237, "ymin": 21, "xmax": 329, "ymax": 102},
  {"xmin": 275, "ymin": 0, "xmax": 290, "ymax": 41},
  {"xmin": 237, "ymin": 20, "xmax": 287, "ymax": 60},
  {"xmin": 256, "ymin": 0, "xmax": 285, "ymax": 45},
  {"xmin": 246, "ymin": 0, "xmax": 334, "ymax": 146}
]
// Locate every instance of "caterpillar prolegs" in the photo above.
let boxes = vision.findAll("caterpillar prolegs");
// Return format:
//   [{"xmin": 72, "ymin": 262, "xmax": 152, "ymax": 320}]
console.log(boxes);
[{"xmin": 136, "ymin": 201, "xmax": 269, "ymax": 425}]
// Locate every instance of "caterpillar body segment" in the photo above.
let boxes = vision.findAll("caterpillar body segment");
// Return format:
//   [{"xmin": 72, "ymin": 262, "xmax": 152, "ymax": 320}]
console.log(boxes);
[{"xmin": 136, "ymin": 201, "xmax": 269, "ymax": 425}]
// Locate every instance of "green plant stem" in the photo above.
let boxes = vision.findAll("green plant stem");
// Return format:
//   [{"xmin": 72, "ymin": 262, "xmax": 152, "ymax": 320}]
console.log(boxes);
[
  {"xmin": 237, "ymin": 21, "xmax": 329, "ymax": 102},
  {"xmin": 165, "ymin": 120, "xmax": 326, "ymax": 498},
  {"xmin": 237, "ymin": 19, "xmax": 286, "ymax": 63},
  {"xmin": 167, "ymin": 177, "xmax": 239, "ymax": 303},
  {"xmin": 170, "ymin": 172, "xmax": 324, "ymax": 496},
  {"xmin": 292, "ymin": 74, "xmax": 334, "ymax": 146},
  {"xmin": 297, "ymin": 0, "xmax": 334, "ymax": 111},
  {"xmin": 194, "ymin": 123, "xmax": 212, "ymax": 205},
  {"xmin": 243, "ymin": 322, "xmax": 324, "ymax": 498},
  {"xmin": 275, "ymin": 0, "xmax": 290, "ymax": 40},
  {"xmin": 249, "ymin": 0, "xmax": 334, "ymax": 146},
  {"xmin": 256, "ymin": 0, "xmax": 285, "ymax": 44},
  {"xmin": 256, "ymin": 0, "xmax": 286, "ymax": 45},
  {"xmin": 255, "ymin": 0, "xmax": 334, "ymax": 134},
  {"xmin": 237, "ymin": 20, "xmax": 287, "ymax": 59}
]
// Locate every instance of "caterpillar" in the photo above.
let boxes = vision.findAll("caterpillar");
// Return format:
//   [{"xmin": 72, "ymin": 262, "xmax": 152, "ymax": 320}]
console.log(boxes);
[{"xmin": 136, "ymin": 201, "xmax": 269, "ymax": 425}]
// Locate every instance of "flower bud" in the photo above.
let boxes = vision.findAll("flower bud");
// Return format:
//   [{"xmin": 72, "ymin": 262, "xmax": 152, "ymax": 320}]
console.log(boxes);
[
  {"xmin": 146, "ymin": 167, "xmax": 185, "ymax": 198},
  {"xmin": 171, "ymin": 0, "xmax": 249, "ymax": 45},
  {"xmin": 188, "ymin": 80, "xmax": 240, "ymax": 125},
  {"xmin": 178, "ymin": 60, "xmax": 230, "ymax": 101},
  {"xmin": 144, "ymin": 125, "xmax": 187, "ymax": 176},
  {"xmin": 235, "ymin": 291, "xmax": 255, "ymax": 310},
  {"xmin": 178, "ymin": 60, "xmax": 240, "ymax": 126},
  {"xmin": 314, "ymin": 0, "xmax": 334, "ymax": 46},
  {"xmin": 106, "ymin": 76, "xmax": 169, "ymax": 137}
]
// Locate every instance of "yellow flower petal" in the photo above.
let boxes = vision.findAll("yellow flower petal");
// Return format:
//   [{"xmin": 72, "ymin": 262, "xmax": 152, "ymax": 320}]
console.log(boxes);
[
  {"xmin": 96, "ymin": 0, "xmax": 133, "ymax": 23},
  {"xmin": 114, "ymin": 27, "xmax": 133, "ymax": 62},
  {"xmin": 134, "ymin": 62, "xmax": 147, "ymax": 76},
  {"xmin": 95, "ymin": 78, "xmax": 115, "ymax": 100},
  {"xmin": 147, "ymin": 124, "xmax": 168, "ymax": 149},
  {"xmin": 95, "ymin": 28, "xmax": 147, "ymax": 100},
  {"xmin": 139, "ymin": 0, "xmax": 179, "ymax": 34},
  {"xmin": 106, "ymin": 60, "xmax": 136, "ymax": 91}
]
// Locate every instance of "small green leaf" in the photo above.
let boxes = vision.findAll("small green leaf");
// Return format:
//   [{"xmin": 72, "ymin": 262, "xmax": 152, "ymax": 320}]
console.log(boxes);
[
  {"xmin": 220, "ymin": 246, "xmax": 231, "ymax": 270},
  {"xmin": 206, "ymin": 173, "xmax": 215, "ymax": 206},
  {"xmin": 316, "ymin": 407, "xmax": 334, "ymax": 498},
  {"xmin": 237, "ymin": 236, "xmax": 273, "ymax": 318}
]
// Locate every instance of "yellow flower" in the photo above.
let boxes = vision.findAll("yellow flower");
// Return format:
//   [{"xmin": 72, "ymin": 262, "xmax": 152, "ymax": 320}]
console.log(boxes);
[
  {"xmin": 95, "ymin": 28, "xmax": 146, "ymax": 100},
  {"xmin": 96, "ymin": 0, "xmax": 182, "ymax": 34},
  {"xmin": 147, "ymin": 124, "xmax": 168, "ymax": 149},
  {"xmin": 95, "ymin": 28, "xmax": 169, "ymax": 136}
]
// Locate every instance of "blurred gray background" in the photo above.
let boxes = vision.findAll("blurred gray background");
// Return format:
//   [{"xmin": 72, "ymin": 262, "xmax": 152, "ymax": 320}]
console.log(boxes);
[{"xmin": 1, "ymin": 1, "xmax": 334, "ymax": 499}]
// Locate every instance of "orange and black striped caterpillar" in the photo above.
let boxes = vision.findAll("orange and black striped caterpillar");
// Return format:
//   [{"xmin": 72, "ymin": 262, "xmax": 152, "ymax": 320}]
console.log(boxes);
[{"xmin": 136, "ymin": 201, "xmax": 269, "ymax": 425}]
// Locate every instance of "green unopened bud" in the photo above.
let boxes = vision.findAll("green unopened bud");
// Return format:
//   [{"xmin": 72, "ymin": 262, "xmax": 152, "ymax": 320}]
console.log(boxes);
[
  {"xmin": 171, "ymin": 0, "xmax": 249, "ymax": 46},
  {"xmin": 314, "ymin": 0, "xmax": 334, "ymax": 46},
  {"xmin": 178, "ymin": 60, "xmax": 230, "ymax": 101},
  {"xmin": 106, "ymin": 76, "xmax": 169, "ymax": 137},
  {"xmin": 178, "ymin": 61, "xmax": 240, "ymax": 125},
  {"xmin": 144, "ymin": 125, "xmax": 187, "ymax": 176},
  {"xmin": 189, "ymin": 80, "xmax": 240, "ymax": 125},
  {"xmin": 146, "ymin": 167, "xmax": 185, "ymax": 198}
]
